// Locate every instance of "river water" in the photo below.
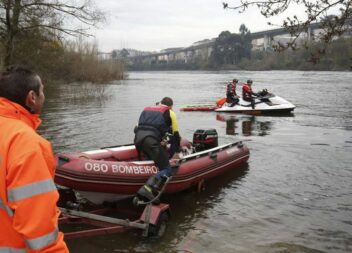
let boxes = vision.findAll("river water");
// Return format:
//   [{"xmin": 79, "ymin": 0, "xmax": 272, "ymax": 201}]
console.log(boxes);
[{"xmin": 40, "ymin": 71, "xmax": 352, "ymax": 253}]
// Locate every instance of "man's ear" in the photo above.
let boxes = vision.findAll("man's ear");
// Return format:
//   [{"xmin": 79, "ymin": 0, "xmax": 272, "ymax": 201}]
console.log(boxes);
[{"xmin": 25, "ymin": 90, "xmax": 37, "ymax": 108}]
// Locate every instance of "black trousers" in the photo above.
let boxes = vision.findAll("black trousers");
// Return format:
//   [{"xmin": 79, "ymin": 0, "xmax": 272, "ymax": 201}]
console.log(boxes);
[
  {"xmin": 244, "ymin": 97, "xmax": 255, "ymax": 109},
  {"xmin": 138, "ymin": 136, "xmax": 170, "ymax": 170},
  {"xmin": 227, "ymin": 95, "xmax": 239, "ymax": 107}
]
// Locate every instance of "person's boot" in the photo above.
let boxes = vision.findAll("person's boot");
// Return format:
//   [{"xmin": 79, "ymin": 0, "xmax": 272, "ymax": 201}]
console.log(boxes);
[
  {"xmin": 152, "ymin": 175, "xmax": 169, "ymax": 191},
  {"xmin": 136, "ymin": 176, "xmax": 158, "ymax": 202},
  {"xmin": 136, "ymin": 175, "xmax": 168, "ymax": 204}
]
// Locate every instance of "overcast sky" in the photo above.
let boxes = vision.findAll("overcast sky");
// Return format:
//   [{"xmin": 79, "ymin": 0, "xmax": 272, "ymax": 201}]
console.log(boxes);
[{"xmin": 92, "ymin": 0, "xmax": 308, "ymax": 53}]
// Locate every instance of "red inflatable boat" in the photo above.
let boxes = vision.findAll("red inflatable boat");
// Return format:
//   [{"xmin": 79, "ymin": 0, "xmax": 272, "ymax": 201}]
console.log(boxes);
[{"xmin": 55, "ymin": 131, "xmax": 249, "ymax": 204}]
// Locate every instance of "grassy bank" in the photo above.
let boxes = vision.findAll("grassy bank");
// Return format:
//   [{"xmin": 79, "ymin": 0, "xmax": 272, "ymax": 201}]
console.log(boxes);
[{"xmin": 1, "ymin": 38, "xmax": 125, "ymax": 84}]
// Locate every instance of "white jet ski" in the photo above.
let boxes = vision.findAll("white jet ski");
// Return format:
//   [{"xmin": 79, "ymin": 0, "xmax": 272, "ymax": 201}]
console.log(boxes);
[{"xmin": 215, "ymin": 92, "xmax": 295, "ymax": 114}]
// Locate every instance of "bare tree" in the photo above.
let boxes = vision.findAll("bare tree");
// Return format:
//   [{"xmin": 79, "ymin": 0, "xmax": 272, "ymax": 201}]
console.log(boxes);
[
  {"xmin": 0, "ymin": 0, "xmax": 104, "ymax": 66},
  {"xmin": 223, "ymin": 0, "xmax": 352, "ymax": 62}
]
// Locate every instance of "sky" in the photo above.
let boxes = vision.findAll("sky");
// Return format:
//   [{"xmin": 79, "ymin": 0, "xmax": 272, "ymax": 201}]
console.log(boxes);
[{"xmin": 91, "ymin": 0, "xmax": 309, "ymax": 53}]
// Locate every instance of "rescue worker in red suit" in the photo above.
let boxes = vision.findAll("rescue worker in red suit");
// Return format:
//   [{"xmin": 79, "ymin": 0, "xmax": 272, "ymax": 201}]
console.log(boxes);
[
  {"xmin": 226, "ymin": 79, "xmax": 239, "ymax": 107},
  {"xmin": 134, "ymin": 97, "xmax": 181, "ymax": 202},
  {"xmin": 242, "ymin": 79, "xmax": 258, "ymax": 109},
  {"xmin": 0, "ymin": 65, "xmax": 69, "ymax": 252}
]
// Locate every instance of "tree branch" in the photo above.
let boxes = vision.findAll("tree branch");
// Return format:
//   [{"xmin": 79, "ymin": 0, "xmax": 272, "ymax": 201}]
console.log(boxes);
[{"xmin": 223, "ymin": 0, "xmax": 352, "ymax": 61}]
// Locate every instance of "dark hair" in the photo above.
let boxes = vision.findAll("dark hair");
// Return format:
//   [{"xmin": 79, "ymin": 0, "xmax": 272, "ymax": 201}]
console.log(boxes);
[
  {"xmin": 233, "ymin": 79, "xmax": 238, "ymax": 83},
  {"xmin": 0, "ymin": 65, "xmax": 40, "ymax": 108},
  {"xmin": 160, "ymin": 97, "xmax": 173, "ymax": 107},
  {"xmin": 247, "ymin": 79, "xmax": 253, "ymax": 84}
]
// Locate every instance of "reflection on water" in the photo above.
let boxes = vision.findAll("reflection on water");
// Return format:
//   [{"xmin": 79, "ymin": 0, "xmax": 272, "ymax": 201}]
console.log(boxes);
[
  {"xmin": 216, "ymin": 113, "xmax": 273, "ymax": 136},
  {"xmin": 45, "ymin": 82, "xmax": 111, "ymax": 106},
  {"xmin": 39, "ymin": 82, "xmax": 119, "ymax": 152}
]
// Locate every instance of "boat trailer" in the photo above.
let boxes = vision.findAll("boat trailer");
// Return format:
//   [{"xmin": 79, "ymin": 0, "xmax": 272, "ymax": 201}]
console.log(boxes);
[{"xmin": 58, "ymin": 188, "xmax": 171, "ymax": 239}]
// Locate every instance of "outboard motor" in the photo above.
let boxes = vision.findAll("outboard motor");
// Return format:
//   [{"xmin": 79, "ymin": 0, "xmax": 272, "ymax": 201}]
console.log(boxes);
[{"xmin": 193, "ymin": 129, "xmax": 218, "ymax": 152}]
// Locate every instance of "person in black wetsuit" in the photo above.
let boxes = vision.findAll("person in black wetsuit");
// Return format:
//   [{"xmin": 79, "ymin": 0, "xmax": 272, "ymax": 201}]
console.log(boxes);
[{"xmin": 134, "ymin": 97, "xmax": 181, "ymax": 202}]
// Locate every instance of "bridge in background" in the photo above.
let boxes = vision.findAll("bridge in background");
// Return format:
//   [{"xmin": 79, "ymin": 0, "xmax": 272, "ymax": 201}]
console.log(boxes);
[{"xmin": 124, "ymin": 21, "xmax": 350, "ymax": 65}]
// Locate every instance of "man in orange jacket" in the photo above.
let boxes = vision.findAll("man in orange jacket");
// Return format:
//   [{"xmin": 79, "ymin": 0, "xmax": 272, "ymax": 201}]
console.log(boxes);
[{"xmin": 0, "ymin": 65, "xmax": 69, "ymax": 252}]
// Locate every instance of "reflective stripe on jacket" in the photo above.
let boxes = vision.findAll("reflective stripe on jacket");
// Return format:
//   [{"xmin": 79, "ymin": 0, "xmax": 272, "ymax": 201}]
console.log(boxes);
[{"xmin": 0, "ymin": 98, "xmax": 68, "ymax": 252}]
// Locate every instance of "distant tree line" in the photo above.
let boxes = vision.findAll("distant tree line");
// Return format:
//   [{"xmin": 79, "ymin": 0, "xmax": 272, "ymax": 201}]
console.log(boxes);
[
  {"xmin": 0, "ymin": 0, "xmax": 124, "ymax": 83},
  {"xmin": 240, "ymin": 37, "xmax": 352, "ymax": 71}
]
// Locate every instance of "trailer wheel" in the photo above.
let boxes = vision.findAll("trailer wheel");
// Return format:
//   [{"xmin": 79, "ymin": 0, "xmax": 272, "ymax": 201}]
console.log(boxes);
[{"xmin": 147, "ymin": 212, "xmax": 169, "ymax": 238}]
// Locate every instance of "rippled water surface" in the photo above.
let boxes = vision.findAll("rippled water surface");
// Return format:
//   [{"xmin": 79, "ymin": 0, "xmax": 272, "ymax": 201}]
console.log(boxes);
[{"xmin": 40, "ymin": 71, "xmax": 352, "ymax": 253}]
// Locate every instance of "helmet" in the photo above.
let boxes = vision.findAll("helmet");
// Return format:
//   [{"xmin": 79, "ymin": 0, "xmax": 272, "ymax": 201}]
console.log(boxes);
[
  {"xmin": 232, "ymin": 79, "xmax": 238, "ymax": 83},
  {"xmin": 247, "ymin": 79, "xmax": 253, "ymax": 84}
]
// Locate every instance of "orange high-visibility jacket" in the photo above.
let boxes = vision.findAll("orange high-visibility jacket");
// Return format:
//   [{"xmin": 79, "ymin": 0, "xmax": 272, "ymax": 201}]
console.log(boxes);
[{"xmin": 0, "ymin": 98, "xmax": 69, "ymax": 252}]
